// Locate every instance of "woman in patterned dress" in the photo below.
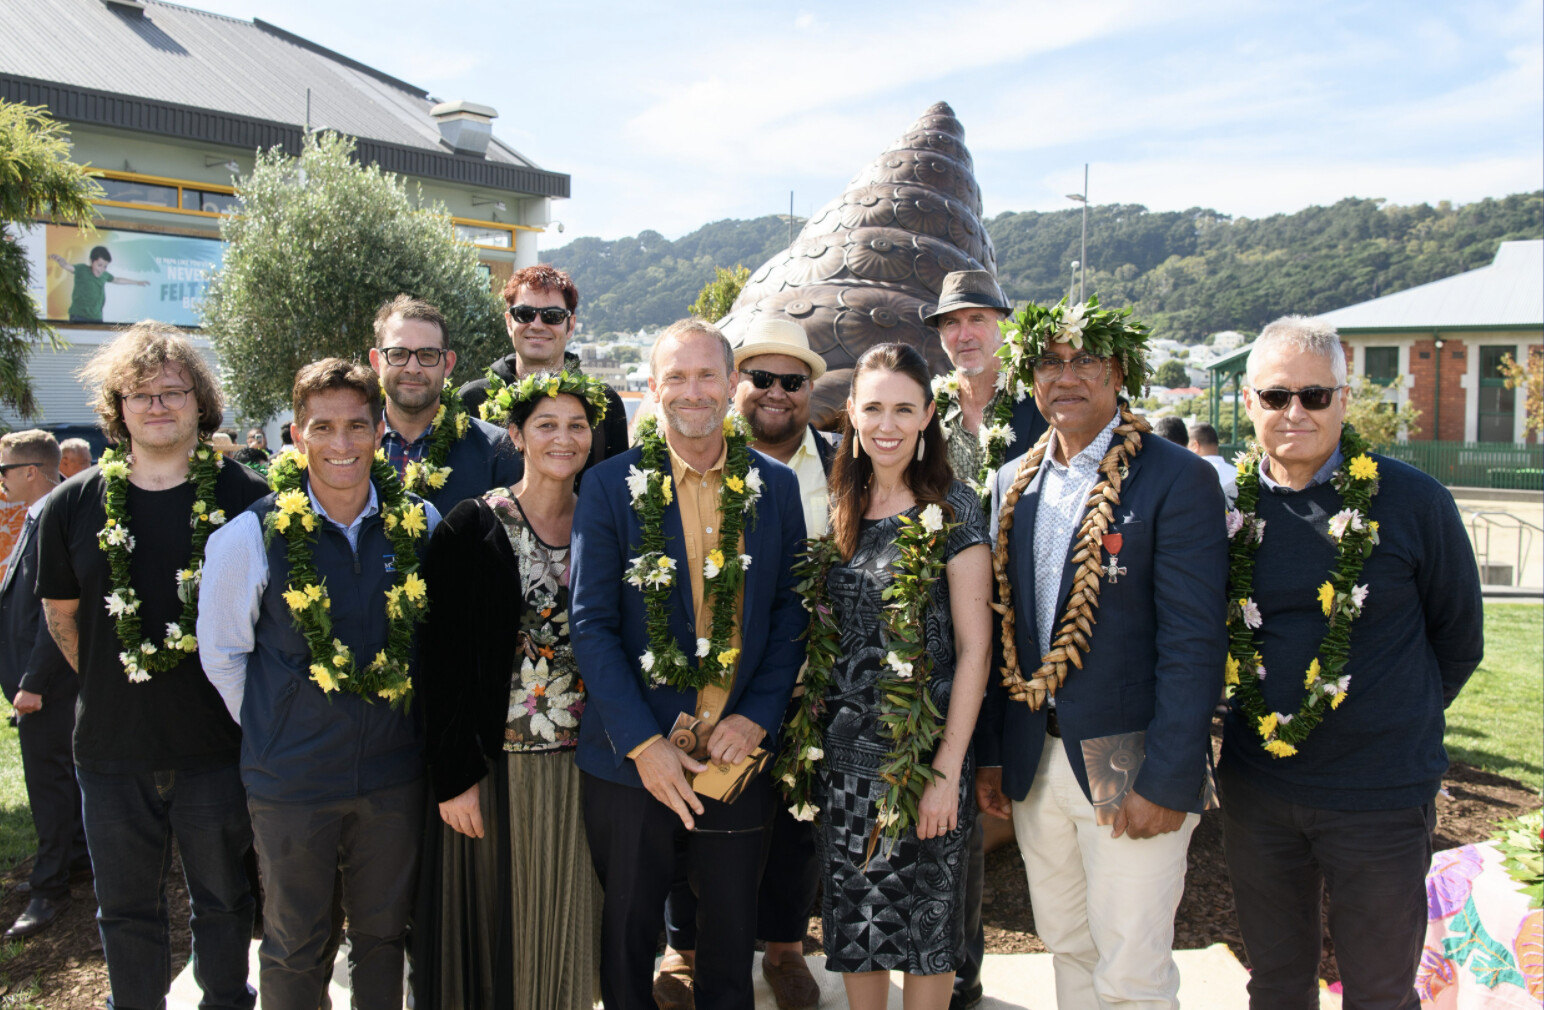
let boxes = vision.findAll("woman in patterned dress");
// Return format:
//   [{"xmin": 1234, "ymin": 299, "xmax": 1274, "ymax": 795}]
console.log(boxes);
[
  {"xmin": 415, "ymin": 378, "xmax": 601, "ymax": 1009},
  {"xmin": 816, "ymin": 342, "xmax": 994, "ymax": 1010}
]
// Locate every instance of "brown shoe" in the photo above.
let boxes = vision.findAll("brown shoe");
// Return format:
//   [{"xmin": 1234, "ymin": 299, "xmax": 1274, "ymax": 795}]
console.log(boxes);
[
  {"xmin": 654, "ymin": 949, "xmax": 695, "ymax": 1010},
  {"xmin": 761, "ymin": 953, "xmax": 821, "ymax": 1010}
]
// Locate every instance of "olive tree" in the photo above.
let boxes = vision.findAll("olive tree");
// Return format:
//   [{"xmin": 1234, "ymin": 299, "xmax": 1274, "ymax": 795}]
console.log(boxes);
[{"xmin": 201, "ymin": 131, "xmax": 506, "ymax": 420}]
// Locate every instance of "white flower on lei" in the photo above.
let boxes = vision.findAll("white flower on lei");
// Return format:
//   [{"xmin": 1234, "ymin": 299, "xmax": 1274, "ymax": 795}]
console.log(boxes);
[
  {"xmin": 1056, "ymin": 302, "xmax": 1088, "ymax": 348},
  {"xmin": 1225, "ymin": 509, "xmax": 1245, "ymax": 539},
  {"xmin": 101, "ymin": 524, "xmax": 133, "ymax": 548},
  {"xmin": 696, "ymin": 638, "xmax": 711, "ymax": 659},
  {"xmin": 744, "ymin": 467, "xmax": 764, "ymax": 506},
  {"xmin": 1327, "ymin": 508, "xmax": 1364, "ymax": 542},
  {"xmin": 704, "ymin": 554, "xmax": 722, "ymax": 579},
  {"xmin": 625, "ymin": 465, "xmax": 652, "ymax": 505},
  {"xmin": 789, "ymin": 803, "xmax": 818, "ymax": 822},
  {"xmin": 739, "ymin": 553, "xmax": 753, "ymax": 570},
  {"xmin": 639, "ymin": 651, "xmax": 655, "ymax": 673},
  {"xmin": 885, "ymin": 650, "xmax": 914, "ymax": 679},
  {"xmin": 919, "ymin": 504, "xmax": 945, "ymax": 534},
  {"xmin": 979, "ymin": 423, "xmax": 1016, "ymax": 450},
  {"xmin": 803, "ymin": 746, "xmax": 824, "ymax": 762},
  {"xmin": 104, "ymin": 591, "xmax": 138, "ymax": 617},
  {"xmin": 1240, "ymin": 598, "xmax": 1262, "ymax": 630},
  {"xmin": 1351, "ymin": 584, "xmax": 1370, "ymax": 609},
  {"xmin": 931, "ymin": 373, "xmax": 961, "ymax": 397}
]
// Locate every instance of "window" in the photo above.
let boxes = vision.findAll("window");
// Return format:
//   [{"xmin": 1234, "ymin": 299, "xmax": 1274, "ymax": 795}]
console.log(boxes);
[
  {"xmin": 185, "ymin": 189, "xmax": 241, "ymax": 214},
  {"xmin": 98, "ymin": 176, "xmax": 178, "ymax": 208},
  {"xmin": 1478, "ymin": 345, "xmax": 1517, "ymax": 443},
  {"xmin": 1364, "ymin": 347, "xmax": 1398, "ymax": 386},
  {"xmin": 454, "ymin": 224, "xmax": 513, "ymax": 248}
]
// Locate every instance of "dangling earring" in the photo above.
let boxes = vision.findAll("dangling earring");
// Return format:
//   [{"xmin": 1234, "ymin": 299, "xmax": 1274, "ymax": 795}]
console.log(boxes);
[
  {"xmin": 915, "ymin": 435, "xmax": 925, "ymax": 462},
  {"xmin": 852, "ymin": 435, "xmax": 860, "ymax": 459}
]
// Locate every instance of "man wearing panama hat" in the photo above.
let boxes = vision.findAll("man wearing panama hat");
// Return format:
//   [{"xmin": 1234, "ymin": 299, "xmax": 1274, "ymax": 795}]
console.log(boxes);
[{"xmin": 656, "ymin": 317, "xmax": 836, "ymax": 1010}]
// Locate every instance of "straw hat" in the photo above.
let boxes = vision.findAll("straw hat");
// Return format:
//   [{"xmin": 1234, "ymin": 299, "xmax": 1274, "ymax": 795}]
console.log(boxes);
[{"xmin": 731, "ymin": 318, "xmax": 827, "ymax": 379}]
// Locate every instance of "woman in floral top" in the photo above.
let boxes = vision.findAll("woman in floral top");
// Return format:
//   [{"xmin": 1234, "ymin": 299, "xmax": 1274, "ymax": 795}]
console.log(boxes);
[{"xmin": 415, "ymin": 376, "xmax": 603, "ymax": 1010}]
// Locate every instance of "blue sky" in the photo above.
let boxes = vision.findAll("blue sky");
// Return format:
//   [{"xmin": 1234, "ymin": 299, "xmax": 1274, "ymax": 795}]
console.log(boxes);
[{"xmin": 190, "ymin": 0, "xmax": 1543, "ymax": 244}]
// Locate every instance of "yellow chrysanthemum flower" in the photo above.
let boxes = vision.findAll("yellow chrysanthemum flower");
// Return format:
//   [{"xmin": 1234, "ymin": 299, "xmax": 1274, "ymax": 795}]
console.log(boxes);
[
  {"xmin": 310, "ymin": 664, "xmax": 338, "ymax": 693},
  {"xmin": 282, "ymin": 588, "xmax": 310, "ymax": 613},
  {"xmin": 300, "ymin": 513, "xmax": 316, "ymax": 533},
  {"xmin": 1224, "ymin": 654, "xmax": 1240, "ymax": 685},
  {"xmin": 276, "ymin": 490, "xmax": 310, "ymax": 515},
  {"xmin": 426, "ymin": 469, "xmax": 448, "ymax": 490},
  {"xmin": 273, "ymin": 513, "xmax": 291, "ymax": 533},
  {"xmin": 1304, "ymin": 657, "xmax": 1321, "ymax": 687},
  {"xmin": 401, "ymin": 572, "xmax": 427, "ymax": 602},
  {"xmin": 656, "ymin": 556, "xmax": 672, "ymax": 570},
  {"xmin": 724, "ymin": 474, "xmax": 745, "ymax": 494},
  {"xmin": 1258, "ymin": 713, "xmax": 1279, "ymax": 739},
  {"xmin": 384, "ymin": 512, "xmax": 398, "ymax": 530},
  {"xmin": 384, "ymin": 586, "xmax": 404, "ymax": 620},
  {"xmin": 1348, "ymin": 455, "xmax": 1378, "ymax": 481},
  {"xmin": 722, "ymin": 416, "xmax": 735, "ymax": 436},
  {"xmin": 1317, "ymin": 581, "xmax": 1335, "ymax": 616},
  {"xmin": 1331, "ymin": 690, "xmax": 1347, "ymax": 710},
  {"xmin": 547, "ymin": 379, "xmax": 561, "ymax": 397},
  {"xmin": 707, "ymin": 548, "xmax": 726, "ymax": 570},
  {"xmin": 404, "ymin": 462, "xmax": 422, "ymax": 485},
  {"xmin": 400, "ymin": 505, "xmax": 428, "ymax": 537},
  {"xmin": 456, "ymin": 414, "xmax": 470, "ymax": 437},
  {"xmin": 1264, "ymin": 739, "xmax": 1298, "ymax": 758},
  {"xmin": 304, "ymin": 584, "xmax": 323, "ymax": 602},
  {"xmin": 375, "ymin": 448, "xmax": 388, "ymax": 462},
  {"xmin": 717, "ymin": 648, "xmax": 741, "ymax": 667},
  {"xmin": 661, "ymin": 476, "xmax": 673, "ymax": 505},
  {"xmin": 294, "ymin": 453, "xmax": 309, "ymax": 469},
  {"xmin": 434, "ymin": 404, "xmax": 447, "ymax": 425}
]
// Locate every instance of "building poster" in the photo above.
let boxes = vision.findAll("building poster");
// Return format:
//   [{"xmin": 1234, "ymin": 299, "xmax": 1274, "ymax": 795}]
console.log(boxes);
[{"xmin": 18, "ymin": 223, "xmax": 224, "ymax": 328}]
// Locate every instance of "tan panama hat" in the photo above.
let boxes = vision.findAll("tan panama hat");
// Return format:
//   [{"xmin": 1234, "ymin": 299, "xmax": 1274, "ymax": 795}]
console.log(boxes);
[
  {"xmin": 924, "ymin": 269, "xmax": 1011, "ymax": 326},
  {"xmin": 731, "ymin": 317, "xmax": 827, "ymax": 380}
]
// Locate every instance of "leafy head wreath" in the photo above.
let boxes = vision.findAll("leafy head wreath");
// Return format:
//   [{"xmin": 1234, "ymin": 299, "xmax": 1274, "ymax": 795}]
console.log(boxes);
[
  {"xmin": 479, "ymin": 369, "xmax": 611, "ymax": 427},
  {"xmin": 996, "ymin": 295, "xmax": 1153, "ymax": 400},
  {"xmin": 991, "ymin": 296, "xmax": 1154, "ymax": 709}
]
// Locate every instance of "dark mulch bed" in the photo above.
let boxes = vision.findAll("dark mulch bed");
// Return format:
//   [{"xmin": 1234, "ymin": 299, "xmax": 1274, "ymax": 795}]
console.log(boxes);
[{"xmin": 4, "ymin": 761, "xmax": 1538, "ymax": 1006}]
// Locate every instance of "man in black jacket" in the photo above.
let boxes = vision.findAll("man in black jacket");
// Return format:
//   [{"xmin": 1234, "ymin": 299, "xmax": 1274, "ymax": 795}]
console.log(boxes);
[
  {"xmin": 0, "ymin": 430, "xmax": 89, "ymax": 938},
  {"xmin": 457, "ymin": 265, "xmax": 629, "ymax": 464}
]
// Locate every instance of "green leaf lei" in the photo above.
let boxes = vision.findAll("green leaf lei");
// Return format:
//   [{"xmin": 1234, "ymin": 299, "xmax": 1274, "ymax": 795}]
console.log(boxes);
[
  {"xmin": 399, "ymin": 380, "xmax": 472, "ymax": 497},
  {"xmin": 997, "ymin": 295, "xmax": 1153, "ymax": 401},
  {"xmin": 777, "ymin": 506, "xmax": 959, "ymax": 857},
  {"xmin": 262, "ymin": 451, "xmax": 429, "ymax": 708},
  {"xmin": 626, "ymin": 412, "xmax": 760, "ymax": 691},
  {"xmin": 97, "ymin": 443, "xmax": 225, "ymax": 683},
  {"xmin": 1494, "ymin": 809, "xmax": 1542, "ymax": 909},
  {"xmin": 477, "ymin": 368, "xmax": 612, "ymax": 426},
  {"xmin": 1225, "ymin": 424, "xmax": 1382, "ymax": 757},
  {"xmin": 931, "ymin": 368, "xmax": 1019, "ymax": 510}
]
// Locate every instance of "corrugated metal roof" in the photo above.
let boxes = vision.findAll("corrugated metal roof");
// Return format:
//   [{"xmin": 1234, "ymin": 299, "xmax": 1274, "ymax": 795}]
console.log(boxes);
[
  {"xmin": 1318, "ymin": 240, "xmax": 1544, "ymax": 331},
  {"xmin": 0, "ymin": 0, "xmax": 551, "ymax": 178}
]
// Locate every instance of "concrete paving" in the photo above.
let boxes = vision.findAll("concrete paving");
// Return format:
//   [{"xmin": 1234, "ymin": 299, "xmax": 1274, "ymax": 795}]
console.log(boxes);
[{"xmin": 171, "ymin": 943, "xmax": 1265, "ymax": 1009}]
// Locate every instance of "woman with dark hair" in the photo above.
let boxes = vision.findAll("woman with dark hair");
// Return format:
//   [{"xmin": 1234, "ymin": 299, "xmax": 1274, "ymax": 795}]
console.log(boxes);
[
  {"xmin": 816, "ymin": 342, "xmax": 994, "ymax": 1010},
  {"xmin": 414, "ymin": 372, "xmax": 606, "ymax": 1009}
]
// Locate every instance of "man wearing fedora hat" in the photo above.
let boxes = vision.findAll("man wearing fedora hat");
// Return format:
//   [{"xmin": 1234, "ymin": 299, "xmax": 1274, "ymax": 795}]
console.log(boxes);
[
  {"xmin": 655, "ymin": 317, "xmax": 836, "ymax": 1010},
  {"xmin": 928, "ymin": 270, "xmax": 1047, "ymax": 492}
]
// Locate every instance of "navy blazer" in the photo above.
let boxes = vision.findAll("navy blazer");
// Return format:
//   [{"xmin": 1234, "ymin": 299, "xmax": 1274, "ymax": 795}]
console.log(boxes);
[
  {"xmin": 978, "ymin": 431, "xmax": 1228, "ymax": 813},
  {"xmin": 0, "ymin": 507, "xmax": 72, "ymax": 700},
  {"xmin": 421, "ymin": 416, "xmax": 522, "ymax": 515},
  {"xmin": 570, "ymin": 443, "xmax": 809, "ymax": 789}
]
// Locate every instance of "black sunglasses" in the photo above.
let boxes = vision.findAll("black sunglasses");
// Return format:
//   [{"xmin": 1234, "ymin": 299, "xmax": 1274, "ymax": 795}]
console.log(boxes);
[
  {"xmin": 1253, "ymin": 386, "xmax": 1344, "ymax": 411},
  {"xmin": 380, "ymin": 346, "xmax": 447, "ymax": 367},
  {"xmin": 508, "ymin": 304, "xmax": 573, "ymax": 325},
  {"xmin": 744, "ymin": 369, "xmax": 808, "ymax": 393}
]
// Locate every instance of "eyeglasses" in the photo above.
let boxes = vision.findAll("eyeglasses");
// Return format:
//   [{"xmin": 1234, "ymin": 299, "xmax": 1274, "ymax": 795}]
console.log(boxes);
[
  {"xmin": 0, "ymin": 462, "xmax": 38, "ymax": 475},
  {"xmin": 1031, "ymin": 355, "xmax": 1106, "ymax": 382},
  {"xmin": 380, "ymin": 346, "xmax": 447, "ymax": 368},
  {"xmin": 122, "ymin": 388, "xmax": 191, "ymax": 413},
  {"xmin": 508, "ymin": 304, "xmax": 573, "ymax": 326},
  {"xmin": 1251, "ymin": 386, "xmax": 1344, "ymax": 411},
  {"xmin": 744, "ymin": 369, "xmax": 808, "ymax": 393}
]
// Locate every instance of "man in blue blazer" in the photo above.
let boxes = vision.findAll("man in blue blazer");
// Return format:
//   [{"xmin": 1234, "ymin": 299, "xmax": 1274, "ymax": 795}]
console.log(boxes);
[
  {"xmin": 977, "ymin": 306, "xmax": 1227, "ymax": 1010},
  {"xmin": 571, "ymin": 318, "xmax": 808, "ymax": 1010}
]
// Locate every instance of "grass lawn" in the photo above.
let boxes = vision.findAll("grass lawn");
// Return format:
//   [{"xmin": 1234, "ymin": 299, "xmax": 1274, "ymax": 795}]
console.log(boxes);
[
  {"xmin": 1444, "ymin": 602, "xmax": 1544, "ymax": 792},
  {"xmin": 0, "ymin": 700, "xmax": 34, "ymax": 875}
]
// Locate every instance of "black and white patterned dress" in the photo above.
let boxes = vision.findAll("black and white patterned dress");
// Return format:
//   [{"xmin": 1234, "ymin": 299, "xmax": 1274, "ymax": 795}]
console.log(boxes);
[{"xmin": 816, "ymin": 480, "xmax": 991, "ymax": 975}]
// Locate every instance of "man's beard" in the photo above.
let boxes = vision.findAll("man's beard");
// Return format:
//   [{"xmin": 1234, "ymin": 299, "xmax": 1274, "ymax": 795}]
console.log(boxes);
[
  {"xmin": 746, "ymin": 403, "xmax": 801, "ymax": 444},
  {"xmin": 662, "ymin": 400, "xmax": 725, "ymax": 439},
  {"xmin": 385, "ymin": 374, "xmax": 439, "ymax": 413}
]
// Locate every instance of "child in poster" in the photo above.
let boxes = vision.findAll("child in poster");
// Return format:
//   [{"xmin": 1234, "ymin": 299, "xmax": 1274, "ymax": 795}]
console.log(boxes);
[{"xmin": 48, "ymin": 246, "xmax": 149, "ymax": 322}]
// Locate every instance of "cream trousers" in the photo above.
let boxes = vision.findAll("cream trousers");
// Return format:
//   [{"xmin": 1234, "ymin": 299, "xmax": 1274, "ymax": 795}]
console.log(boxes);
[{"xmin": 1011, "ymin": 738, "xmax": 1199, "ymax": 1010}]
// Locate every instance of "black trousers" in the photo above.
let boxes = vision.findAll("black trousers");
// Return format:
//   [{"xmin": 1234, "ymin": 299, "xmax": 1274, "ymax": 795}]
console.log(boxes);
[
  {"xmin": 18, "ymin": 682, "xmax": 88, "ymax": 900},
  {"xmin": 1219, "ymin": 763, "xmax": 1435, "ymax": 1010},
  {"xmin": 584, "ymin": 771, "xmax": 773, "ymax": 1010}
]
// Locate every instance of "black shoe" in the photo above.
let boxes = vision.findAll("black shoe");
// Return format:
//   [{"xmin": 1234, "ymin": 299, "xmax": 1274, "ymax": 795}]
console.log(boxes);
[
  {"xmin": 950, "ymin": 982, "xmax": 984, "ymax": 1010},
  {"xmin": 5, "ymin": 895, "xmax": 70, "ymax": 938},
  {"xmin": 12, "ymin": 864, "xmax": 92, "ymax": 898},
  {"xmin": 9, "ymin": 880, "xmax": 28, "ymax": 897}
]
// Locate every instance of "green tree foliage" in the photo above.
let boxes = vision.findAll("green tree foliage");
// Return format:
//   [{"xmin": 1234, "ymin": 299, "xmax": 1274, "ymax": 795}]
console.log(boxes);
[
  {"xmin": 689, "ymin": 263, "xmax": 750, "ymax": 322},
  {"xmin": 201, "ymin": 132, "xmax": 506, "ymax": 420},
  {"xmin": 1343, "ymin": 374, "xmax": 1423, "ymax": 445},
  {"xmin": 1153, "ymin": 359, "xmax": 1190, "ymax": 388},
  {"xmin": 545, "ymin": 217, "xmax": 794, "ymax": 335},
  {"xmin": 0, "ymin": 101, "xmax": 101, "ymax": 417}
]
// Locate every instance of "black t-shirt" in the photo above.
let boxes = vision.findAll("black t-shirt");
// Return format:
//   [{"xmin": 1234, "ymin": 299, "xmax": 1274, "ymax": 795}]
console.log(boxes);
[{"xmin": 36, "ymin": 460, "xmax": 270, "ymax": 772}]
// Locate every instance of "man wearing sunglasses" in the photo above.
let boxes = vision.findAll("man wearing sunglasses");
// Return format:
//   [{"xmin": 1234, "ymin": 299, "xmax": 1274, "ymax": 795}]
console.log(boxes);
[
  {"xmin": 0, "ymin": 430, "xmax": 90, "ymax": 941},
  {"xmin": 457, "ymin": 265, "xmax": 629, "ymax": 465},
  {"xmin": 1220, "ymin": 316, "xmax": 1482, "ymax": 1010},
  {"xmin": 369, "ymin": 295, "xmax": 521, "ymax": 513}
]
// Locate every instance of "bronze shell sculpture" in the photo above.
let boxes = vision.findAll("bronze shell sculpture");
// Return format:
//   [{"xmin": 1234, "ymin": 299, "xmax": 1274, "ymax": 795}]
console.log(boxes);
[{"xmin": 718, "ymin": 101, "xmax": 998, "ymax": 426}]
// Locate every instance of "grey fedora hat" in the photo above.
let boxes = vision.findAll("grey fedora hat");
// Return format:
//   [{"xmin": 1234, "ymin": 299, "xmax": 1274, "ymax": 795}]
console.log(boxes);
[{"xmin": 924, "ymin": 269, "xmax": 1011, "ymax": 326}]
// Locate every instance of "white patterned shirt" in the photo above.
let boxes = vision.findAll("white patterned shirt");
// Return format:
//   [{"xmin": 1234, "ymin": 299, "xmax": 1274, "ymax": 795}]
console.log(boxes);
[{"xmin": 1033, "ymin": 413, "xmax": 1121, "ymax": 659}]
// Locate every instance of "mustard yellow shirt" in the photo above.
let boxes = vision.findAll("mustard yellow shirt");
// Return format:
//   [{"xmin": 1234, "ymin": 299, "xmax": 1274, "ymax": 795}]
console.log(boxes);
[{"xmin": 626, "ymin": 436, "xmax": 745, "ymax": 759}]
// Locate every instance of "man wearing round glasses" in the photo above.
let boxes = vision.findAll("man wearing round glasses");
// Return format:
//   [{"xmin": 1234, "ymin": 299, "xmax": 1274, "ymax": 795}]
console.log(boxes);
[
  {"xmin": 457, "ymin": 265, "xmax": 629, "ymax": 464},
  {"xmin": 369, "ymin": 295, "xmax": 521, "ymax": 513},
  {"xmin": 1221, "ymin": 316, "xmax": 1482, "ymax": 1010}
]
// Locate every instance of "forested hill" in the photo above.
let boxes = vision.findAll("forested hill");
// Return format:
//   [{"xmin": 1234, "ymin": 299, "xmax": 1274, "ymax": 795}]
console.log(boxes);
[{"xmin": 545, "ymin": 192, "xmax": 1543, "ymax": 342}]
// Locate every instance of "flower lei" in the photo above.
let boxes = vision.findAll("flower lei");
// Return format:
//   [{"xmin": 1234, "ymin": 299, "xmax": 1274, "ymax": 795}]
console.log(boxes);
[
  {"xmin": 263, "ymin": 451, "xmax": 430, "ymax": 708},
  {"xmin": 1225, "ymin": 424, "xmax": 1381, "ymax": 757},
  {"xmin": 477, "ymin": 368, "xmax": 612, "ymax": 426},
  {"xmin": 932, "ymin": 368, "xmax": 1019, "ymax": 508},
  {"xmin": 626, "ymin": 412, "xmax": 761, "ymax": 691},
  {"xmin": 997, "ymin": 295, "xmax": 1153, "ymax": 401},
  {"xmin": 777, "ymin": 505, "xmax": 958, "ymax": 859},
  {"xmin": 992, "ymin": 408, "xmax": 1150, "ymax": 708},
  {"xmin": 97, "ymin": 444, "xmax": 226, "ymax": 683},
  {"xmin": 398, "ymin": 380, "xmax": 472, "ymax": 497}
]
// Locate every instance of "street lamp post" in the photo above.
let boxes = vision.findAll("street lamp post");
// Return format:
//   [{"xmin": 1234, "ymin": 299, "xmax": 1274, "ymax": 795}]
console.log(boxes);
[
  {"xmin": 1069, "ymin": 260, "xmax": 1080, "ymax": 303},
  {"xmin": 1065, "ymin": 163, "xmax": 1089, "ymax": 301}
]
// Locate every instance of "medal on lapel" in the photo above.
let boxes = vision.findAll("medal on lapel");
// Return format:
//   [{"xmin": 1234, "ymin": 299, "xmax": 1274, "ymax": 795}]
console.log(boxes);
[{"xmin": 1099, "ymin": 531, "xmax": 1126, "ymax": 584}]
